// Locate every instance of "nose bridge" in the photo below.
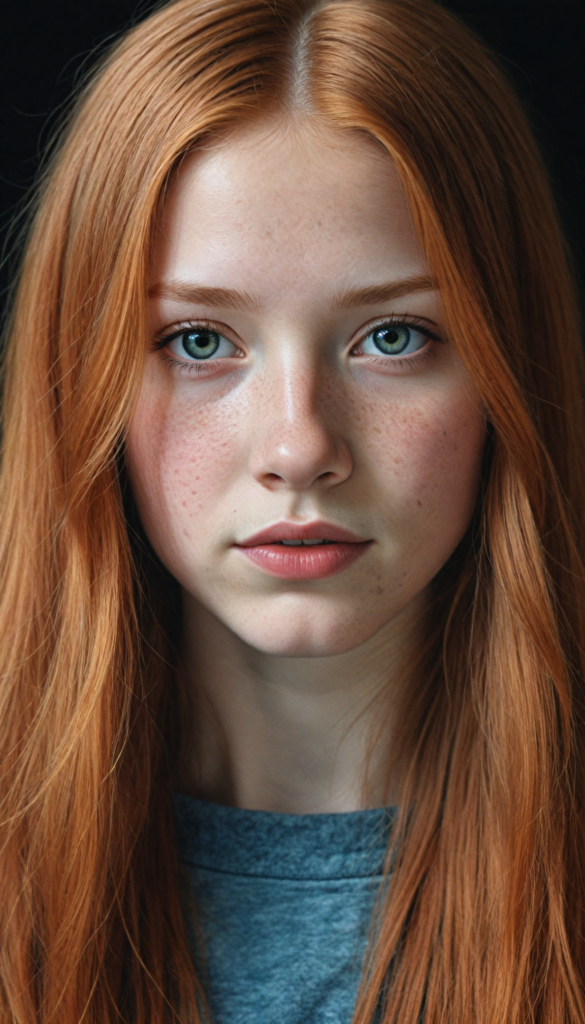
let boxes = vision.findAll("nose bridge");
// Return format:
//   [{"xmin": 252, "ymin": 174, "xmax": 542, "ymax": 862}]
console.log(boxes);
[
  {"xmin": 281, "ymin": 346, "xmax": 321, "ymax": 427},
  {"xmin": 250, "ymin": 343, "xmax": 352, "ymax": 490}
]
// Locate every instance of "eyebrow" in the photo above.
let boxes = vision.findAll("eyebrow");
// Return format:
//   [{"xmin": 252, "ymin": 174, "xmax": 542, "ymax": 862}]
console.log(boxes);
[
  {"xmin": 148, "ymin": 273, "xmax": 435, "ymax": 312},
  {"xmin": 330, "ymin": 274, "xmax": 435, "ymax": 309},
  {"xmin": 148, "ymin": 282, "xmax": 261, "ymax": 312}
]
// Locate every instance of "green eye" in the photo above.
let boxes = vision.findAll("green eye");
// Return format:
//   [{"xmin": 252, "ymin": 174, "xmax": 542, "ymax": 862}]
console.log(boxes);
[
  {"xmin": 181, "ymin": 329, "xmax": 221, "ymax": 359},
  {"xmin": 163, "ymin": 326, "xmax": 239, "ymax": 363},
  {"xmin": 358, "ymin": 321, "xmax": 431, "ymax": 359},
  {"xmin": 372, "ymin": 324, "xmax": 411, "ymax": 354}
]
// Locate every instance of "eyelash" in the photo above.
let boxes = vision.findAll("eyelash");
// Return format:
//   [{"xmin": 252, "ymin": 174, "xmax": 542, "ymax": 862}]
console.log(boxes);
[
  {"xmin": 350, "ymin": 315, "xmax": 443, "ymax": 371},
  {"xmin": 153, "ymin": 315, "xmax": 444, "ymax": 374},
  {"xmin": 153, "ymin": 320, "xmax": 239, "ymax": 375}
]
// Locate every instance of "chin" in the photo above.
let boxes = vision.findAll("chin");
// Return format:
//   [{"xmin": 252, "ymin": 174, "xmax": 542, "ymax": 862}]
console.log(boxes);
[{"xmin": 230, "ymin": 609, "xmax": 378, "ymax": 658}]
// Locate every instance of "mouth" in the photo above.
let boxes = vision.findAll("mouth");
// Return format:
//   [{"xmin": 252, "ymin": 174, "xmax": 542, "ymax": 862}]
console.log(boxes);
[
  {"xmin": 270, "ymin": 538, "xmax": 334, "ymax": 546},
  {"xmin": 235, "ymin": 521, "xmax": 372, "ymax": 580}
]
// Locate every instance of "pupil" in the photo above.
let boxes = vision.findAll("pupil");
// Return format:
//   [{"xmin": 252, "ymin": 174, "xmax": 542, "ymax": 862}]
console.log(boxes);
[
  {"xmin": 373, "ymin": 325, "xmax": 410, "ymax": 354},
  {"xmin": 182, "ymin": 329, "xmax": 220, "ymax": 359}
]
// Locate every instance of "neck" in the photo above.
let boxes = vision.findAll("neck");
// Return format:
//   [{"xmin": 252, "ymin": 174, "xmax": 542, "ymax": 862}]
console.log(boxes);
[{"xmin": 176, "ymin": 590, "xmax": 427, "ymax": 813}]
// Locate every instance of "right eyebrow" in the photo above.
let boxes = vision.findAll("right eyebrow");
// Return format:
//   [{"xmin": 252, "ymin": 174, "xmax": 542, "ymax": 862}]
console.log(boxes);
[{"xmin": 148, "ymin": 282, "xmax": 261, "ymax": 313}]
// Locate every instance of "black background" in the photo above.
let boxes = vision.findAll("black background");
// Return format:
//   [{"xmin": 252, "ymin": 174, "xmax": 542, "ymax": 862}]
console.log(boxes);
[{"xmin": 1, "ymin": 0, "xmax": 584, "ymax": 315}]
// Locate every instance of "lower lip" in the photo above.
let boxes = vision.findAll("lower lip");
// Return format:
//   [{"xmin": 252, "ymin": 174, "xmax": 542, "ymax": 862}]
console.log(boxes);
[{"xmin": 236, "ymin": 542, "xmax": 371, "ymax": 580}]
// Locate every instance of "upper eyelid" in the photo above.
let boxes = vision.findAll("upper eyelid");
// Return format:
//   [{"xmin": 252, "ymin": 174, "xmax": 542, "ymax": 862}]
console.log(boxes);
[
  {"xmin": 350, "ymin": 315, "xmax": 444, "ymax": 349},
  {"xmin": 154, "ymin": 319, "xmax": 241, "ymax": 350}
]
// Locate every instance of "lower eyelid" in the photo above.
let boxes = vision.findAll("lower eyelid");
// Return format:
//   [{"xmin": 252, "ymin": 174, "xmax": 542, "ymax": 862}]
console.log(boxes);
[
  {"xmin": 165, "ymin": 356, "xmax": 223, "ymax": 374},
  {"xmin": 160, "ymin": 351, "xmax": 243, "ymax": 376},
  {"xmin": 351, "ymin": 338, "xmax": 433, "ymax": 357},
  {"xmin": 351, "ymin": 345, "xmax": 435, "ymax": 371}
]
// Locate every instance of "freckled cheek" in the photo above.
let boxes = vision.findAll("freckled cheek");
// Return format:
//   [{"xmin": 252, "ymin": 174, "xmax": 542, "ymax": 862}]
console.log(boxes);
[
  {"xmin": 359, "ymin": 392, "xmax": 485, "ymax": 513},
  {"xmin": 126, "ymin": 385, "xmax": 246, "ymax": 545}
]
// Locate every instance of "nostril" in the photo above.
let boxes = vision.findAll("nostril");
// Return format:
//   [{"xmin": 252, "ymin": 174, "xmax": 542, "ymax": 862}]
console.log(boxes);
[{"xmin": 251, "ymin": 431, "xmax": 353, "ymax": 490}]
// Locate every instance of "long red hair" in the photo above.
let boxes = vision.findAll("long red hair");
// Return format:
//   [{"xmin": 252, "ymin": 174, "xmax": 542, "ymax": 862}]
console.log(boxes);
[{"xmin": 1, "ymin": 0, "xmax": 584, "ymax": 1020}]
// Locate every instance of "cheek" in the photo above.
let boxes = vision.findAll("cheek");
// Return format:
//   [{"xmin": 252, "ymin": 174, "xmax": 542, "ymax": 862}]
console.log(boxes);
[
  {"xmin": 360, "ymin": 385, "xmax": 485, "ymax": 527},
  {"xmin": 125, "ymin": 375, "xmax": 245, "ymax": 560}
]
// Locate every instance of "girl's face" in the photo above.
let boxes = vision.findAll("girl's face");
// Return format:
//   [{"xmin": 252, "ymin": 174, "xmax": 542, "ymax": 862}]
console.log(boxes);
[{"xmin": 126, "ymin": 120, "xmax": 486, "ymax": 656}]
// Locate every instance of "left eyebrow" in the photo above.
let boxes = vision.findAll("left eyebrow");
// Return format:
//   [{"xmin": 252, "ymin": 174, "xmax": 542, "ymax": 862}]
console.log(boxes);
[
  {"xmin": 148, "ymin": 282, "xmax": 261, "ymax": 313},
  {"xmin": 330, "ymin": 274, "xmax": 435, "ymax": 310}
]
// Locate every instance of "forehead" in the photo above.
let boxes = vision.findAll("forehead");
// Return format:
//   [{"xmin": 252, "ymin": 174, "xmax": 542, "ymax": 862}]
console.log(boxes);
[{"xmin": 150, "ymin": 119, "xmax": 428, "ymax": 298}]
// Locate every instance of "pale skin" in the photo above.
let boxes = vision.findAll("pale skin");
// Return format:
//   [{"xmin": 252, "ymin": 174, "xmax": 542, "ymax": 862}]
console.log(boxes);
[{"xmin": 125, "ymin": 118, "xmax": 487, "ymax": 813}]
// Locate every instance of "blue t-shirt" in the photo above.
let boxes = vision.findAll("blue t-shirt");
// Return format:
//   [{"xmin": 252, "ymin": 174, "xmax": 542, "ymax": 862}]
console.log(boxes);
[{"xmin": 174, "ymin": 794, "xmax": 395, "ymax": 1024}]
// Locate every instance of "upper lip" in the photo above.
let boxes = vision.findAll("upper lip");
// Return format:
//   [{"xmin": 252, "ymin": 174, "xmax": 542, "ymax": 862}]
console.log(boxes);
[{"xmin": 237, "ymin": 521, "xmax": 370, "ymax": 546}]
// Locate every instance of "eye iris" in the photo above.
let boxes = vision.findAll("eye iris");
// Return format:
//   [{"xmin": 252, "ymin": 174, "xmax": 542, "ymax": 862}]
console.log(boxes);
[
  {"xmin": 372, "ymin": 325, "xmax": 410, "ymax": 354},
  {"xmin": 181, "ymin": 329, "xmax": 220, "ymax": 359}
]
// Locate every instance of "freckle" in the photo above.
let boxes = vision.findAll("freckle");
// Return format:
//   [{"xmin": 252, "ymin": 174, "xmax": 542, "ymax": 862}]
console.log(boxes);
[
  {"xmin": 442, "ymin": 431, "xmax": 447, "ymax": 437},
  {"xmin": 417, "ymin": 499, "xmax": 422, "ymax": 507},
  {"xmin": 376, "ymin": 585, "xmax": 384, "ymax": 596}
]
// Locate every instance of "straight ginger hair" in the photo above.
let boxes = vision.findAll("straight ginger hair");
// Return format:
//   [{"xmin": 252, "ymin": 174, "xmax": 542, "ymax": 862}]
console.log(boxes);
[{"xmin": 1, "ymin": 0, "xmax": 584, "ymax": 1020}]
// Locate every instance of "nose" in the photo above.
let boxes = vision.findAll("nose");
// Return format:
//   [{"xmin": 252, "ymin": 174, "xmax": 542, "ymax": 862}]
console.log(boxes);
[{"xmin": 249, "ymin": 360, "xmax": 353, "ymax": 491}]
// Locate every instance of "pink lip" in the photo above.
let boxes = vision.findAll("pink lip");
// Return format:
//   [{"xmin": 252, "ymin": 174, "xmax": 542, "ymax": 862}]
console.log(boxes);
[
  {"xmin": 239, "ymin": 521, "xmax": 365, "ymax": 546},
  {"xmin": 235, "ymin": 521, "xmax": 372, "ymax": 581}
]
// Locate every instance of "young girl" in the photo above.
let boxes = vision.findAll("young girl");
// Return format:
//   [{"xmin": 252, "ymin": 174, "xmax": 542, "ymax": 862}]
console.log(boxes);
[{"xmin": 1, "ymin": 0, "xmax": 584, "ymax": 1021}]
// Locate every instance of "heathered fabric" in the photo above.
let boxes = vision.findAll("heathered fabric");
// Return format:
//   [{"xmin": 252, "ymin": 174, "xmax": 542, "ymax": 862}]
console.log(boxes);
[{"xmin": 173, "ymin": 793, "xmax": 395, "ymax": 1024}]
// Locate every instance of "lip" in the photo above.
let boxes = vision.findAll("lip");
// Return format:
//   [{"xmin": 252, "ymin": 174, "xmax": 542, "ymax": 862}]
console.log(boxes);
[
  {"xmin": 235, "ymin": 520, "xmax": 372, "ymax": 581},
  {"xmin": 238, "ymin": 521, "xmax": 367, "ymax": 546}
]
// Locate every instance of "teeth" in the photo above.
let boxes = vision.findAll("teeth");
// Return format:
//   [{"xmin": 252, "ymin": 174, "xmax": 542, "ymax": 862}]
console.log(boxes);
[{"xmin": 280, "ymin": 539, "xmax": 328, "ymax": 546}]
